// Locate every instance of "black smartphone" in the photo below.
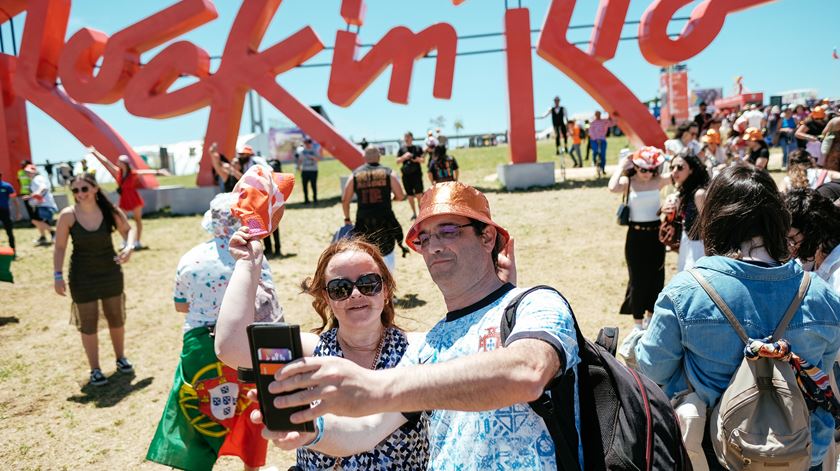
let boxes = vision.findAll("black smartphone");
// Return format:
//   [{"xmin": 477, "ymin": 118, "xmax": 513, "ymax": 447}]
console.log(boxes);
[{"xmin": 246, "ymin": 322, "xmax": 315, "ymax": 432}]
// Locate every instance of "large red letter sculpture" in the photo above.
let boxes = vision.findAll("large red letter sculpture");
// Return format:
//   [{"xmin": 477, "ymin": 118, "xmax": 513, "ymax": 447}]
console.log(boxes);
[
  {"xmin": 7, "ymin": 0, "xmax": 161, "ymax": 187},
  {"xmin": 536, "ymin": 0, "xmax": 773, "ymax": 148},
  {"xmin": 327, "ymin": 0, "xmax": 456, "ymax": 106},
  {"xmin": 123, "ymin": 0, "xmax": 365, "ymax": 185},
  {"xmin": 0, "ymin": 0, "xmax": 777, "ymax": 186},
  {"xmin": 504, "ymin": 8, "xmax": 537, "ymax": 164},
  {"xmin": 639, "ymin": 0, "xmax": 774, "ymax": 66}
]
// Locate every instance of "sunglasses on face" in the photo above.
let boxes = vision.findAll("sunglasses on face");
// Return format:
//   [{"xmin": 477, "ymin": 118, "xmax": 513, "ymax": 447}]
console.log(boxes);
[
  {"xmin": 325, "ymin": 273, "xmax": 383, "ymax": 301},
  {"xmin": 413, "ymin": 223, "xmax": 473, "ymax": 249},
  {"xmin": 71, "ymin": 186, "xmax": 91, "ymax": 194},
  {"xmin": 672, "ymin": 164, "xmax": 687, "ymax": 172},
  {"xmin": 635, "ymin": 167, "xmax": 657, "ymax": 174}
]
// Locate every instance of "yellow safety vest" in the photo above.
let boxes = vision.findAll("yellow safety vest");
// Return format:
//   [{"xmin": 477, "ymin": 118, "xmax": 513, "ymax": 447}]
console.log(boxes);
[{"xmin": 17, "ymin": 170, "xmax": 30, "ymax": 195}]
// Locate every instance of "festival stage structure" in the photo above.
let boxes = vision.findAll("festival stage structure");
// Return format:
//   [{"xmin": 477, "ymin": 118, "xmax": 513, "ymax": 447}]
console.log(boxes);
[{"xmin": 0, "ymin": 0, "xmax": 775, "ymax": 192}]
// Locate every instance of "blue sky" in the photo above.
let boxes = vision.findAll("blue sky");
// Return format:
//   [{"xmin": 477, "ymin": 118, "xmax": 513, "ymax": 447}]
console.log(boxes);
[{"xmin": 7, "ymin": 0, "xmax": 840, "ymax": 164}]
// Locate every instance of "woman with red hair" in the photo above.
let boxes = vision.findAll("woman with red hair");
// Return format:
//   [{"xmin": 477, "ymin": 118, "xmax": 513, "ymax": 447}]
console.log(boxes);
[{"xmin": 608, "ymin": 147, "xmax": 672, "ymax": 330}]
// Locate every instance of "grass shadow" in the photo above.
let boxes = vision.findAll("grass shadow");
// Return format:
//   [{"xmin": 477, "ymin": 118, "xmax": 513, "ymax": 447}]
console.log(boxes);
[
  {"xmin": 285, "ymin": 195, "xmax": 342, "ymax": 210},
  {"xmin": 267, "ymin": 252, "xmax": 297, "ymax": 260},
  {"xmin": 395, "ymin": 293, "xmax": 427, "ymax": 310},
  {"xmin": 473, "ymin": 176, "xmax": 611, "ymax": 195},
  {"xmin": 0, "ymin": 316, "xmax": 20, "ymax": 327},
  {"xmin": 67, "ymin": 373, "xmax": 154, "ymax": 408}
]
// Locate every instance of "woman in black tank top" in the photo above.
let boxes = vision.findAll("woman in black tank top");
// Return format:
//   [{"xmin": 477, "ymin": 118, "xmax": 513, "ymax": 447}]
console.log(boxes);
[{"xmin": 53, "ymin": 173, "xmax": 136, "ymax": 387}]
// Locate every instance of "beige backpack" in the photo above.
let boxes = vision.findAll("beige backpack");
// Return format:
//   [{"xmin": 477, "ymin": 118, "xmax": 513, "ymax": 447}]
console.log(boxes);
[{"xmin": 689, "ymin": 270, "xmax": 812, "ymax": 470}]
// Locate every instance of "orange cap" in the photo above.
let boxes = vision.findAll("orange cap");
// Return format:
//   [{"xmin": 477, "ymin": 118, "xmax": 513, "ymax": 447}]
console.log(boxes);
[
  {"xmin": 238, "ymin": 145, "xmax": 255, "ymax": 156},
  {"xmin": 811, "ymin": 106, "xmax": 826, "ymax": 119},
  {"xmin": 405, "ymin": 182, "xmax": 509, "ymax": 252},
  {"xmin": 742, "ymin": 127, "xmax": 764, "ymax": 142},
  {"xmin": 702, "ymin": 129, "xmax": 721, "ymax": 145}
]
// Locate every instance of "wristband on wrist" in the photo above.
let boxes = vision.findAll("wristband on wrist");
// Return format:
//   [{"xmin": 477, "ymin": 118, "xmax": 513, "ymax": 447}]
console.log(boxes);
[
  {"xmin": 54, "ymin": 271, "xmax": 63, "ymax": 280},
  {"xmin": 344, "ymin": 217, "xmax": 351, "ymax": 222},
  {"xmin": 303, "ymin": 416, "xmax": 325, "ymax": 448}
]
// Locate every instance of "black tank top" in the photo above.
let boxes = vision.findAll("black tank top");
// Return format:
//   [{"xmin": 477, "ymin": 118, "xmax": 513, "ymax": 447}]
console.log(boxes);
[
  {"xmin": 352, "ymin": 163, "xmax": 401, "ymax": 256},
  {"xmin": 551, "ymin": 106, "xmax": 566, "ymax": 126},
  {"xmin": 68, "ymin": 211, "xmax": 123, "ymax": 303},
  {"xmin": 353, "ymin": 163, "xmax": 393, "ymax": 213}
]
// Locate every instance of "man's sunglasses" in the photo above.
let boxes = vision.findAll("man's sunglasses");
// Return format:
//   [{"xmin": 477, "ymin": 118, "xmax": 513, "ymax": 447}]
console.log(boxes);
[
  {"xmin": 71, "ymin": 186, "xmax": 91, "ymax": 194},
  {"xmin": 326, "ymin": 273, "xmax": 383, "ymax": 301}
]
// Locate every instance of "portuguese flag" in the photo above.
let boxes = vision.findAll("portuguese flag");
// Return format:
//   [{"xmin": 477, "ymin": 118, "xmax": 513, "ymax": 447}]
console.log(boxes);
[
  {"xmin": 146, "ymin": 327, "xmax": 267, "ymax": 470},
  {"xmin": 0, "ymin": 246, "xmax": 14, "ymax": 283}
]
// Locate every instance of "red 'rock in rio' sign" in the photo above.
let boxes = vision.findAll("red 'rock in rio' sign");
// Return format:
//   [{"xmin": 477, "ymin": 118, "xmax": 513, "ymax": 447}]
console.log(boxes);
[{"xmin": 0, "ymin": 0, "xmax": 774, "ymax": 190}]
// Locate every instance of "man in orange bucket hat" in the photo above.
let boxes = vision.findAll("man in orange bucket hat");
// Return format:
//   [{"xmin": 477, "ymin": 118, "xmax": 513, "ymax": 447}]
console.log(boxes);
[
  {"xmin": 743, "ymin": 127, "xmax": 770, "ymax": 170},
  {"xmin": 261, "ymin": 181, "xmax": 584, "ymax": 469}
]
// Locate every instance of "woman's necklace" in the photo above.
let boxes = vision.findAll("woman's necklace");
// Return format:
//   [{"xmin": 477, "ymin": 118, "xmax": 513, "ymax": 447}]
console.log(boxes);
[{"xmin": 338, "ymin": 329, "xmax": 386, "ymax": 370}]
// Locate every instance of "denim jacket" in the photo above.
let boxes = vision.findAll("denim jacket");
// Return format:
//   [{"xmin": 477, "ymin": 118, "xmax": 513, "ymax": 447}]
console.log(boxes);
[{"xmin": 635, "ymin": 255, "xmax": 840, "ymax": 466}]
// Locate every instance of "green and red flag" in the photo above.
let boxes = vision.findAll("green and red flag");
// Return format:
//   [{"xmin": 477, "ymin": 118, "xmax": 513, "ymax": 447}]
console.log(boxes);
[{"xmin": 146, "ymin": 327, "xmax": 267, "ymax": 470}]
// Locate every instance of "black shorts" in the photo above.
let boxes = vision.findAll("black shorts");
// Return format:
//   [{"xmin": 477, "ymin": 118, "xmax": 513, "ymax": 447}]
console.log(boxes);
[{"xmin": 402, "ymin": 173, "xmax": 424, "ymax": 196}]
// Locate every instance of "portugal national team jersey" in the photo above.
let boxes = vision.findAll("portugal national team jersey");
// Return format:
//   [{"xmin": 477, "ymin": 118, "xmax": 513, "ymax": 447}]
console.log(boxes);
[{"xmin": 399, "ymin": 283, "xmax": 582, "ymax": 470}]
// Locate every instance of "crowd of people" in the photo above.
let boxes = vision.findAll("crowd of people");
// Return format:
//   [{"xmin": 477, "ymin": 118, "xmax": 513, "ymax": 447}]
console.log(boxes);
[{"xmin": 4, "ymin": 95, "xmax": 840, "ymax": 470}]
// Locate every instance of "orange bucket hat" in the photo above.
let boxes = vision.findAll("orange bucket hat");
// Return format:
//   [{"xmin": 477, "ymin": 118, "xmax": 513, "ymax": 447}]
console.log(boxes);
[
  {"xmin": 742, "ymin": 127, "xmax": 764, "ymax": 142},
  {"xmin": 702, "ymin": 129, "xmax": 721, "ymax": 145},
  {"xmin": 405, "ymin": 182, "xmax": 509, "ymax": 252},
  {"xmin": 811, "ymin": 106, "xmax": 826, "ymax": 119}
]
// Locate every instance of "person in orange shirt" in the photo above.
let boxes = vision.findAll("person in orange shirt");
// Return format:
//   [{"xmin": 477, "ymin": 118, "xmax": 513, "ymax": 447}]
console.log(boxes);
[{"xmin": 567, "ymin": 119, "xmax": 583, "ymax": 168}]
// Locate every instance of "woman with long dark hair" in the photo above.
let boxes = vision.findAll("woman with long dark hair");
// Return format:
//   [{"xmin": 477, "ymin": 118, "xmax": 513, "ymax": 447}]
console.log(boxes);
[
  {"xmin": 637, "ymin": 164, "xmax": 840, "ymax": 469},
  {"xmin": 89, "ymin": 147, "xmax": 168, "ymax": 250},
  {"xmin": 53, "ymin": 173, "xmax": 135, "ymax": 387},
  {"xmin": 608, "ymin": 147, "xmax": 671, "ymax": 330},
  {"xmin": 666, "ymin": 153, "xmax": 710, "ymax": 271}
]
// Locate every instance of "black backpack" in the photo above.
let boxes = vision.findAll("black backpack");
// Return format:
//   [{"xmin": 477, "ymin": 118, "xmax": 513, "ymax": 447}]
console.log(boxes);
[{"xmin": 500, "ymin": 286, "xmax": 691, "ymax": 471}]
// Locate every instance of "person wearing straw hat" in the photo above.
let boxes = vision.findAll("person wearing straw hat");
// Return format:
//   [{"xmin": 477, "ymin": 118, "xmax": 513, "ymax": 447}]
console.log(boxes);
[{"xmin": 260, "ymin": 181, "xmax": 583, "ymax": 470}]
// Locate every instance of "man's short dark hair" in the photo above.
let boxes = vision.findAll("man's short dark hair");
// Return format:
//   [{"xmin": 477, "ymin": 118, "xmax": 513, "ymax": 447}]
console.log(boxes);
[
  {"xmin": 468, "ymin": 219, "xmax": 504, "ymax": 268},
  {"xmin": 784, "ymin": 188, "xmax": 840, "ymax": 261},
  {"xmin": 699, "ymin": 163, "xmax": 790, "ymax": 261}
]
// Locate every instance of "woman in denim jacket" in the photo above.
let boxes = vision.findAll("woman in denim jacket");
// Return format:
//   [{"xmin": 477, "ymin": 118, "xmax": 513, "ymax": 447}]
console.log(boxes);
[{"xmin": 635, "ymin": 164, "xmax": 840, "ymax": 470}]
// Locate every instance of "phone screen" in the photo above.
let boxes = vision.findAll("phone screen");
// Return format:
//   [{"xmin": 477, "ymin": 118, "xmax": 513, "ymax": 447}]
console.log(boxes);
[{"xmin": 246, "ymin": 323, "xmax": 314, "ymax": 432}]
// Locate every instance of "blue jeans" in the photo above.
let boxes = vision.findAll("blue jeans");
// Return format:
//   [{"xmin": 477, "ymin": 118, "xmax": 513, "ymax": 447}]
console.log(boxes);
[
  {"xmin": 591, "ymin": 138, "xmax": 607, "ymax": 170},
  {"xmin": 569, "ymin": 144, "xmax": 582, "ymax": 166},
  {"xmin": 780, "ymin": 136, "xmax": 798, "ymax": 167}
]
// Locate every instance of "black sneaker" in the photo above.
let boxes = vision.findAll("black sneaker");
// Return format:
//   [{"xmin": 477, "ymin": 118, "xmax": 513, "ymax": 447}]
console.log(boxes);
[
  {"xmin": 116, "ymin": 357, "xmax": 134, "ymax": 374},
  {"xmin": 89, "ymin": 368, "xmax": 108, "ymax": 386}
]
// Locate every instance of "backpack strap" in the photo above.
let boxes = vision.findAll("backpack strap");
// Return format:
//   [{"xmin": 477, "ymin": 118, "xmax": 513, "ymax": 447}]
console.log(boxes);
[
  {"xmin": 688, "ymin": 269, "xmax": 750, "ymax": 343},
  {"xmin": 688, "ymin": 269, "xmax": 812, "ymax": 343},
  {"xmin": 500, "ymin": 285, "xmax": 582, "ymax": 471},
  {"xmin": 772, "ymin": 273, "xmax": 810, "ymax": 339}
]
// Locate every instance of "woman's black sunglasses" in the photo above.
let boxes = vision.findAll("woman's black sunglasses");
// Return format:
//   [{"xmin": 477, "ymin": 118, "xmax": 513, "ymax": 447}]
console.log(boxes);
[
  {"xmin": 326, "ymin": 273, "xmax": 383, "ymax": 301},
  {"xmin": 71, "ymin": 186, "xmax": 91, "ymax": 194}
]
